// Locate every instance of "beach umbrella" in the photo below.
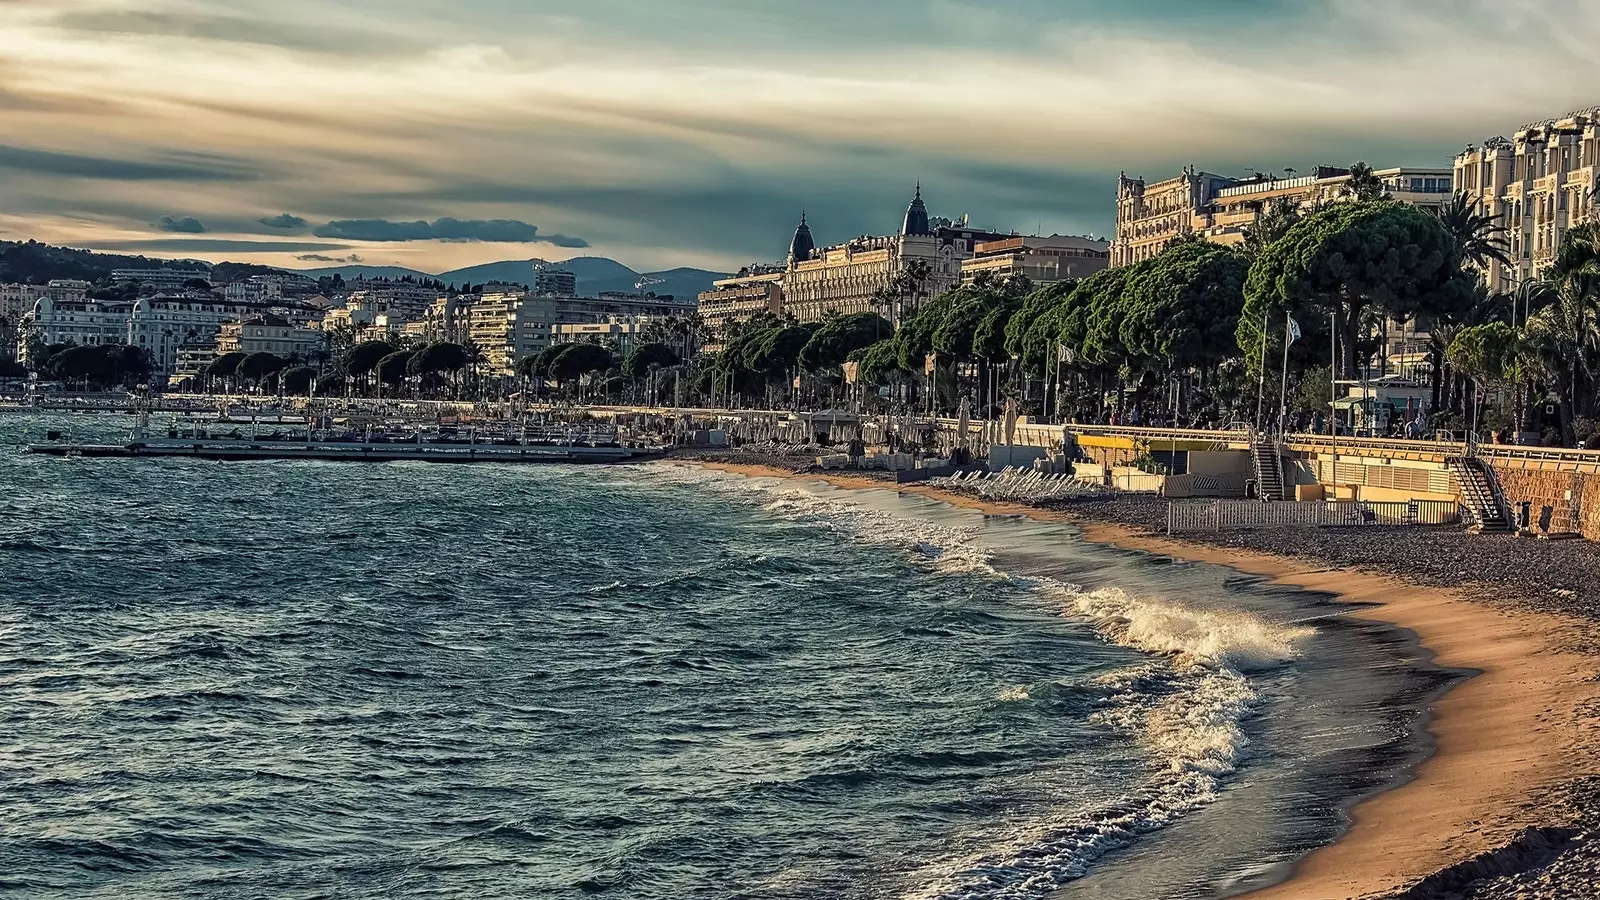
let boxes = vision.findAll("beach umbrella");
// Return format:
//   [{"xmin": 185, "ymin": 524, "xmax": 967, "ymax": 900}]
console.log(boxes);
[
  {"xmin": 956, "ymin": 398, "xmax": 971, "ymax": 452},
  {"xmin": 1003, "ymin": 397, "xmax": 1018, "ymax": 447}
]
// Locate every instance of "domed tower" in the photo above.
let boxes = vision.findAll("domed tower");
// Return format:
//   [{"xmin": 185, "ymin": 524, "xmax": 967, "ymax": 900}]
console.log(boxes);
[
  {"xmin": 787, "ymin": 210, "xmax": 816, "ymax": 265},
  {"xmin": 901, "ymin": 182, "xmax": 930, "ymax": 237}
]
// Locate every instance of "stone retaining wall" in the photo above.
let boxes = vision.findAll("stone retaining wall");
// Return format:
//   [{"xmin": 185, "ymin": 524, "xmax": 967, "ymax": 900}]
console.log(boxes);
[{"xmin": 1484, "ymin": 462, "xmax": 1600, "ymax": 536}]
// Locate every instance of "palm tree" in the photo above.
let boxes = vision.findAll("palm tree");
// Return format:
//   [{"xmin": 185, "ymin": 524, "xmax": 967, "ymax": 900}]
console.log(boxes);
[
  {"xmin": 461, "ymin": 339, "xmax": 487, "ymax": 399},
  {"xmin": 1515, "ymin": 223, "xmax": 1600, "ymax": 442},
  {"xmin": 893, "ymin": 258, "xmax": 933, "ymax": 322},
  {"xmin": 1341, "ymin": 161, "xmax": 1386, "ymax": 202},
  {"xmin": 1433, "ymin": 192, "xmax": 1512, "ymax": 271},
  {"xmin": 1242, "ymin": 196, "xmax": 1302, "ymax": 257},
  {"xmin": 1428, "ymin": 283, "xmax": 1511, "ymax": 415}
]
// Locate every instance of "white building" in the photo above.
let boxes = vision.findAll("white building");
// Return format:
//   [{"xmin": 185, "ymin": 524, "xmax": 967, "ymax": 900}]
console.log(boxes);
[
  {"xmin": 959, "ymin": 234, "xmax": 1111, "ymax": 286},
  {"xmin": 346, "ymin": 282, "xmax": 443, "ymax": 322},
  {"xmin": 549, "ymin": 316, "xmax": 664, "ymax": 356},
  {"xmin": 44, "ymin": 279, "xmax": 90, "ymax": 302},
  {"xmin": 216, "ymin": 314, "xmax": 323, "ymax": 359},
  {"xmin": 535, "ymin": 269, "xmax": 578, "ymax": 296},
  {"xmin": 24, "ymin": 296, "xmax": 134, "ymax": 356},
  {"xmin": 222, "ymin": 277, "xmax": 284, "ymax": 304},
  {"xmin": 110, "ymin": 268, "xmax": 209, "ymax": 290},
  {"xmin": 126, "ymin": 294, "xmax": 300, "ymax": 374}
]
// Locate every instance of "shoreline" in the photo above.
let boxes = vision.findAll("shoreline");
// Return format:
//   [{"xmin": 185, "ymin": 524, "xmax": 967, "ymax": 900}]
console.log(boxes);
[{"xmin": 670, "ymin": 457, "xmax": 1600, "ymax": 899}]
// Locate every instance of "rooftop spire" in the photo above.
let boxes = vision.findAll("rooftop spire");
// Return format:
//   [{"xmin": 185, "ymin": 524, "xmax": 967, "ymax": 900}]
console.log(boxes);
[
  {"xmin": 902, "ymin": 182, "xmax": 930, "ymax": 237},
  {"xmin": 788, "ymin": 209, "xmax": 815, "ymax": 264}
]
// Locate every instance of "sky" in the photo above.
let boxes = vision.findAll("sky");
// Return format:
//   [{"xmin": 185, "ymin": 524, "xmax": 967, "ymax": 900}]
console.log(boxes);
[{"xmin": 0, "ymin": 0, "xmax": 1597, "ymax": 275}]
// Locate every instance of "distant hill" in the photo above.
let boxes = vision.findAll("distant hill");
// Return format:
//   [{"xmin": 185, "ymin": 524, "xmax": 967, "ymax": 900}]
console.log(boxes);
[
  {"xmin": 429, "ymin": 256, "xmax": 727, "ymax": 300},
  {"xmin": 0, "ymin": 240, "xmax": 730, "ymax": 300},
  {"xmin": 0, "ymin": 240, "xmax": 211, "ymax": 284},
  {"xmin": 294, "ymin": 264, "xmax": 434, "ymax": 282}
]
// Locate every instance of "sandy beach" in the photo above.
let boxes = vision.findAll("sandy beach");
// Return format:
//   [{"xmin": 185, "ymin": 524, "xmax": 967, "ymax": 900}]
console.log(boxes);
[{"xmin": 672, "ymin": 456, "xmax": 1600, "ymax": 899}]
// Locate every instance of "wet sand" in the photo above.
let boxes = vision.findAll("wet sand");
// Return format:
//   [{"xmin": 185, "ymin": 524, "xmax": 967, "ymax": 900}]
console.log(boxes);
[{"xmin": 673, "ymin": 460, "xmax": 1600, "ymax": 899}]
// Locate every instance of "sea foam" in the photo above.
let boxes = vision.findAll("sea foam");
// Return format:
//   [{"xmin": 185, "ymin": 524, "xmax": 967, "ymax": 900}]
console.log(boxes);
[{"xmin": 633, "ymin": 464, "xmax": 1314, "ymax": 898}]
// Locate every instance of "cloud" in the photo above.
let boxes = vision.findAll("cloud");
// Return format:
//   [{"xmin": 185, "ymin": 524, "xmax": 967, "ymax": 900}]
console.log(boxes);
[
  {"xmin": 48, "ymin": 8, "xmax": 428, "ymax": 57},
  {"xmin": 0, "ymin": 144, "xmax": 261, "ymax": 182},
  {"xmin": 258, "ymin": 213, "xmax": 308, "ymax": 230},
  {"xmin": 153, "ymin": 215, "xmax": 207, "ymax": 233},
  {"xmin": 294, "ymin": 252, "xmax": 366, "ymax": 263},
  {"xmin": 82, "ymin": 239, "xmax": 355, "ymax": 253},
  {"xmin": 312, "ymin": 217, "xmax": 588, "ymax": 246}
]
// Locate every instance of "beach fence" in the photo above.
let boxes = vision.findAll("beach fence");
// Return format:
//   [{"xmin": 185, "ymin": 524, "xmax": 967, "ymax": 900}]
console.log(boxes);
[{"xmin": 1166, "ymin": 499, "xmax": 1462, "ymax": 534}]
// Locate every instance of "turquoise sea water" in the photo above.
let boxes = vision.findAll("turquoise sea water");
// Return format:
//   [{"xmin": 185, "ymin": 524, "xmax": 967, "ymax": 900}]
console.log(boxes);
[{"xmin": 0, "ymin": 413, "xmax": 1446, "ymax": 899}]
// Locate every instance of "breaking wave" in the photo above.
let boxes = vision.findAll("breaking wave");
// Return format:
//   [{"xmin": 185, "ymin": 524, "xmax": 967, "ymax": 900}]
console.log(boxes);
[{"xmin": 638, "ymin": 463, "xmax": 1315, "ymax": 899}]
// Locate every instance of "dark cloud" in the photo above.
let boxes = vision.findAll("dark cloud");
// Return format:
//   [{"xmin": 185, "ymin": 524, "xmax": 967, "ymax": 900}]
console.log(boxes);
[
  {"xmin": 294, "ymin": 252, "xmax": 365, "ymax": 263},
  {"xmin": 312, "ymin": 217, "xmax": 588, "ymax": 246},
  {"xmin": 259, "ymin": 213, "xmax": 308, "ymax": 230},
  {"xmin": 82, "ymin": 239, "xmax": 354, "ymax": 253},
  {"xmin": 0, "ymin": 144, "xmax": 261, "ymax": 182},
  {"xmin": 50, "ymin": 9, "xmax": 427, "ymax": 56},
  {"xmin": 154, "ymin": 215, "xmax": 207, "ymax": 234}
]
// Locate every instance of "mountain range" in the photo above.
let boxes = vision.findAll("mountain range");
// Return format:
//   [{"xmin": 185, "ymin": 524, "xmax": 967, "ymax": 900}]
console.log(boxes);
[
  {"xmin": 297, "ymin": 257, "xmax": 729, "ymax": 301},
  {"xmin": 0, "ymin": 241, "xmax": 729, "ymax": 302}
]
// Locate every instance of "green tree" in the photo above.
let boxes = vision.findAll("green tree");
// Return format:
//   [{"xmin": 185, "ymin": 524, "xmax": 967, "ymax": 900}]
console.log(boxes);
[
  {"xmin": 797, "ymin": 312, "xmax": 891, "ymax": 371},
  {"xmin": 745, "ymin": 325, "xmax": 813, "ymax": 376},
  {"xmin": 621, "ymin": 342, "xmax": 680, "ymax": 379},
  {"xmin": 1291, "ymin": 364, "xmax": 1333, "ymax": 415},
  {"xmin": 207, "ymin": 351, "xmax": 247, "ymax": 379},
  {"xmin": 407, "ymin": 341, "xmax": 471, "ymax": 376},
  {"xmin": 1239, "ymin": 201, "xmax": 1464, "ymax": 379},
  {"xmin": 341, "ymin": 340, "xmax": 396, "ymax": 377},
  {"xmin": 279, "ymin": 366, "xmax": 317, "ymax": 396},
  {"xmin": 931, "ymin": 290, "xmax": 995, "ymax": 362},
  {"xmin": 851, "ymin": 338, "xmax": 903, "ymax": 384},
  {"xmin": 375, "ymin": 350, "xmax": 414, "ymax": 387},
  {"xmin": 237, "ymin": 351, "xmax": 288, "ymax": 386},
  {"xmin": 1118, "ymin": 241, "xmax": 1249, "ymax": 370},
  {"xmin": 549, "ymin": 343, "xmax": 615, "ymax": 381}
]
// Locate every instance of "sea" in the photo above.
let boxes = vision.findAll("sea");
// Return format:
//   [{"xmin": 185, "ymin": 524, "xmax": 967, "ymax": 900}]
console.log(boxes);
[{"xmin": 0, "ymin": 412, "xmax": 1451, "ymax": 899}]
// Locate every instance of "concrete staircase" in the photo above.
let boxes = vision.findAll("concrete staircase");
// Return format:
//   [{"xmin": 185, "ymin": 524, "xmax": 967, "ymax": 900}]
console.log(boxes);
[
  {"xmin": 1251, "ymin": 436, "xmax": 1287, "ymax": 501},
  {"xmin": 1447, "ymin": 456, "xmax": 1511, "ymax": 532}
]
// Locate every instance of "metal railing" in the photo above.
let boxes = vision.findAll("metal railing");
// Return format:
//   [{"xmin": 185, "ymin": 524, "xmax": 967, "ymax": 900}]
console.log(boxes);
[{"xmin": 1166, "ymin": 499, "xmax": 1462, "ymax": 533}]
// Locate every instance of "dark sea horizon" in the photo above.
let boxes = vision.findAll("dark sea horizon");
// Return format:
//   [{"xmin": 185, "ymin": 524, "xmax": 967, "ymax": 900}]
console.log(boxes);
[{"xmin": 0, "ymin": 411, "xmax": 1448, "ymax": 899}]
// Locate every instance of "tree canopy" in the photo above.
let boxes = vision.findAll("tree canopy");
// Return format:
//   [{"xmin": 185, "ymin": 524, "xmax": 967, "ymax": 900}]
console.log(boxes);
[
  {"xmin": 342, "ymin": 340, "xmax": 397, "ymax": 377},
  {"xmin": 621, "ymin": 342, "xmax": 680, "ymax": 379},
  {"xmin": 237, "ymin": 351, "xmax": 288, "ymax": 384},
  {"xmin": 407, "ymin": 341, "xmax": 471, "ymax": 376},
  {"xmin": 375, "ymin": 350, "xmax": 414, "ymax": 386},
  {"xmin": 207, "ymin": 351, "xmax": 247, "ymax": 378},
  {"xmin": 549, "ymin": 343, "xmax": 615, "ymax": 381},
  {"xmin": 1239, "ymin": 200, "xmax": 1470, "ymax": 378},
  {"xmin": 797, "ymin": 312, "xmax": 891, "ymax": 372}
]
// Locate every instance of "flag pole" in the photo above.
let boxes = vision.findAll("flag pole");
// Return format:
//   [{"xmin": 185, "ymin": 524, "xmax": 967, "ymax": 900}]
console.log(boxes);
[
  {"xmin": 1254, "ymin": 309, "xmax": 1268, "ymax": 431},
  {"xmin": 1279, "ymin": 311, "xmax": 1293, "ymax": 435},
  {"xmin": 1330, "ymin": 307, "xmax": 1338, "ymax": 496}
]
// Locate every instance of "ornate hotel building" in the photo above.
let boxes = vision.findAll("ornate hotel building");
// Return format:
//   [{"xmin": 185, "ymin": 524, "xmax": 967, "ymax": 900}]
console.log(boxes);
[
  {"xmin": 701, "ymin": 187, "xmax": 1018, "ymax": 335},
  {"xmin": 1454, "ymin": 107, "xmax": 1600, "ymax": 293},
  {"xmin": 1112, "ymin": 164, "xmax": 1455, "ymax": 266},
  {"xmin": 781, "ymin": 187, "xmax": 1012, "ymax": 324}
]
